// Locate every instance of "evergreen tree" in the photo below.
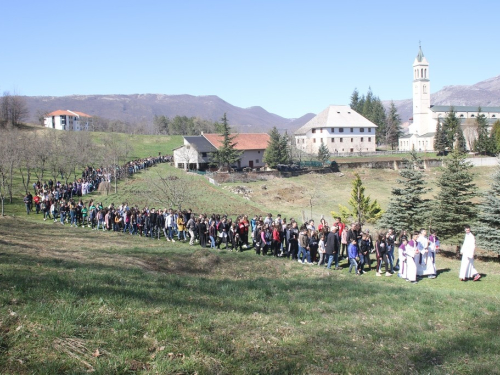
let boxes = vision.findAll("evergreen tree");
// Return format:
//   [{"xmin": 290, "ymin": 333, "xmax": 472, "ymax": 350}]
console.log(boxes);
[
  {"xmin": 434, "ymin": 120, "xmax": 447, "ymax": 154},
  {"xmin": 442, "ymin": 107, "xmax": 466, "ymax": 151},
  {"xmin": 350, "ymin": 88, "xmax": 361, "ymax": 113},
  {"xmin": 473, "ymin": 108, "xmax": 496, "ymax": 155},
  {"xmin": 350, "ymin": 87, "xmax": 387, "ymax": 144},
  {"xmin": 263, "ymin": 127, "xmax": 289, "ymax": 168},
  {"xmin": 432, "ymin": 147, "xmax": 477, "ymax": 243},
  {"xmin": 491, "ymin": 120, "xmax": 500, "ymax": 153},
  {"xmin": 279, "ymin": 131, "xmax": 291, "ymax": 164},
  {"xmin": 317, "ymin": 142, "xmax": 330, "ymax": 165},
  {"xmin": 377, "ymin": 151, "xmax": 430, "ymax": 233},
  {"xmin": 385, "ymin": 101, "xmax": 402, "ymax": 150},
  {"xmin": 476, "ymin": 164, "xmax": 500, "ymax": 254},
  {"xmin": 331, "ymin": 173, "xmax": 382, "ymax": 225},
  {"xmin": 210, "ymin": 113, "xmax": 242, "ymax": 172}
]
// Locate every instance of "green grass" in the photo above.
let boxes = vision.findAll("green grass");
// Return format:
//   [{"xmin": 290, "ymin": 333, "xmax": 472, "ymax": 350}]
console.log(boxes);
[{"xmin": 1, "ymin": 217, "xmax": 500, "ymax": 374}]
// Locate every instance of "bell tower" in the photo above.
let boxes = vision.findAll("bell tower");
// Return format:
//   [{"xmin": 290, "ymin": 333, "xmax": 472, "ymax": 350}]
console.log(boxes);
[{"xmin": 411, "ymin": 44, "xmax": 431, "ymax": 135}]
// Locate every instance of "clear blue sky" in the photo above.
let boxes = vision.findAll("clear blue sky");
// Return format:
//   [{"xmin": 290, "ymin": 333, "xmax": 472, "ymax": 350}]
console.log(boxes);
[{"xmin": 1, "ymin": 0, "xmax": 499, "ymax": 119}]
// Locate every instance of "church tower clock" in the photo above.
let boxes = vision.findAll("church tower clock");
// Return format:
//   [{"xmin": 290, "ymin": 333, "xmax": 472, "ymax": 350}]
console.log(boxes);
[{"xmin": 410, "ymin": 44, "xmax": 431, "ymax": 135}]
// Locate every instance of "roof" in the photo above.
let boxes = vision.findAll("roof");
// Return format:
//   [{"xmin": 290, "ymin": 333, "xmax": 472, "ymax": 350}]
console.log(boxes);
[
  {"xmin": 430, "ymin": 105, "xmax": 500, "ymax": 113},
  {"xmin": 46, "ymin": 110, "xmax": 92, "ymax": 118},
  {"xmin": 184, "ymin": 136, "xmax": 217, "ymax": 153},
  {"xmin": 203, "ymin": 133, "xmax": 270, "ymax": 150},
  {"xmin": 294, "ymin": 105, "xmax": 378, "ymax": 135}
]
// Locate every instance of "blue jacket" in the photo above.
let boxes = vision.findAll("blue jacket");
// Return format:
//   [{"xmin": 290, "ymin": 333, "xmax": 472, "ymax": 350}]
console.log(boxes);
[{"xmin": 348, "ymin": 243, "xmax": 358, "ymax": 259}]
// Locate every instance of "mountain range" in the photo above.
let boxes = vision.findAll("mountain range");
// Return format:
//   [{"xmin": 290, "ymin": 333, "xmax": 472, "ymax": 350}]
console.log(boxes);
[
  {"xmin": 23, "ymin": 75, "xmax": 500, "ymax": 133},
  {"xmin": 24, "ymin": 94, "xmax": 315, "ymax": 133}
]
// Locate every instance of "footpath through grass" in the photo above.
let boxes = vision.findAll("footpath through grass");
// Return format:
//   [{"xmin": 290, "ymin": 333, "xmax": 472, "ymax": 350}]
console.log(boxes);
[{"xmin": 1, "ymin": 217, "xmax": 500, "ymax": 374}]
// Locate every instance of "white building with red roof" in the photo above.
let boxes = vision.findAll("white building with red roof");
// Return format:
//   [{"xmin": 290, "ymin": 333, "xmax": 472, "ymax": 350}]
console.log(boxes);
[
  {"xmin": 44, "ymin": 110, "xmax": 92, "ymax": 131},
  {"xmin": 173, "ymin": 133, "xmax": 270, "ymax": 171}
]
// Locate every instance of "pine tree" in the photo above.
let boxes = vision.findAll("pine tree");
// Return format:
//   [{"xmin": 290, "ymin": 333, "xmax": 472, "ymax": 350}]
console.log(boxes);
[
  {"xmin": 476, "ymin": 164, "xmax": 500, "ymax": 254},
  {"xmin": 442, "ymin": 107, "xmax": 466, "ymax": 151},
  {"xmin": 263, "ymin": 127, "xmax": 289, "ymax": 168},
  {"xmin": 434, "ymin": 120, "xmax": 447, "ymax": 154},
  {"xmin": 210, "ymin": 113, "xmax": 242, "ymax": 172},
  {"xmin": 473, "ymin": 107, "xmax": 496, "ymax": 155},
  {"xmin": 491, "ymin": 120, "xmax": 500, "ymax": 153},
  {"xmin": 317, "ymin": 142, "xmax": 330, "ymax": 165},
  {"xmin": 331, "ymin": 173, "xmax": 382, "ymax": 225},
  {"xmin": 385, "ymin": 101, "xmax": 402, "ymax": 150},
  {"xmin": 377, "ymin": 150, "xmax": 431, "ymax": 233},
  {"xmin": 432, "ymin": 147, "xmax": 477, "ymax": 243},
  {"xmin": 350, "ymin": 88, "xmax": 361, "ymax": 112}
]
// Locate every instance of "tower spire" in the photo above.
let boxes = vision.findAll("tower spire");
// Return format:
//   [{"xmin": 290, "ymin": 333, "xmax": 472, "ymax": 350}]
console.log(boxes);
[{"xmin": 417, "ymin": 42, "xmax": 424, "ymax": 62}]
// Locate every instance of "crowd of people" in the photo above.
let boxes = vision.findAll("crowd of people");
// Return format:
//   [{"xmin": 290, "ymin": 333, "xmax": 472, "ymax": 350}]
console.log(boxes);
[{"xmin": 21, "ymin": 155, "xmax": 481, "ymax": 283}]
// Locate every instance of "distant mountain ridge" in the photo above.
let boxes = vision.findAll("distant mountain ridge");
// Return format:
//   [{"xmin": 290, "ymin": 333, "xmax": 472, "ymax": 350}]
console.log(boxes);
[
  {"xmin": 24, "ymin": 94, "xmax": 315, "ymax": 133},
  {"xmin": 23, "ymin": 74, "xmax": 500, "ymax": 134},
  {"xmin": 384, "ymin": 75, "xmax": 500, "ymax": 127}
]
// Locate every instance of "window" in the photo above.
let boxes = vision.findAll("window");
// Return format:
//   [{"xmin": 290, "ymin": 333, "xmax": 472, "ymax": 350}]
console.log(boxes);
[
  {"xmin": 331, "ymin": 138, "xmax": 334, "ymax": 143},
  {"xmin": 368, "ymin": 137, "xmax": 371, "ymax": 142},
  {"xmin": 320, "ymin": 128, "xmax": 323, "ymax": 133},
  {"xmin": 312, "ymin": 128, "xmax": 316, "ymax": 133},
  {"xmin": 368, "ymin": 128, "xmax": 371, "ymax": 132},
  {"xmin": 340, "ymin": 138, "xmax": 343, "ymax": 143},
  {"xmin": 460, "ymin": 114, "xmax": 464, "ymax": 118},
  {"xmin": 296, "ymin": 139, "xmax": 299, "ymax": 144},
  {"xmin": 320, "ymin": 138, "xmax": 323, "ymax": 143},
  {"xmin": 258, "ymin": 150, "xmax": 260, "ymax": 153},
  {"xmin": 361, "ymin": 137, "xmax": 364, "ymax": 142},
  {"xmin": 302, "ymin": 139, "xmax": 304, "ymax": 144},
  {"xmin": 331, "ymin": 128, "xmax": 335, "ymax": 133},
  {"xmin": 339, "ymin": 128, "xmax": 344, "ymax": 133},
  {"xmin": 201, "ymin": 152, "xmax": 207, "ymax": 157},
  {"xmin": 351, "ymin": 138, "xmax": 353, "ymax": 142},
  {"xmin": 492, "ymin": 115, "xmax": 496, "ymax": 118},
  {"xmin": 471, "ymin": 114, "xmax": 475, "ymax": 118},
  {"xmin": 313, "ymin": 138, "xmax": 316, "ymax": 143},
  {"xmin": 360, "ymin": 128, "xmax": 364, "ymax": 132},
  {"xmin": 350, "ymin": 128, "xmax": 354, "ymax": 132},
  {"xmin": 256, "ymin": 159, "xmax": 259, "ymax": 163}
]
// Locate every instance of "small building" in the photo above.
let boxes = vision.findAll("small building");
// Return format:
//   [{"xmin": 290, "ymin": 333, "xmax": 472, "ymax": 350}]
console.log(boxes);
[
  {"xmin": 294, "ymin": 105, "xmax": 377, "ymax": 154},
  {"xmin": 44, "ymin": 110, "xmax": 92, "ymax": 131},
  {"xmin": 173, "ymin": 133, "xmax": 270, "ymax": 171}
]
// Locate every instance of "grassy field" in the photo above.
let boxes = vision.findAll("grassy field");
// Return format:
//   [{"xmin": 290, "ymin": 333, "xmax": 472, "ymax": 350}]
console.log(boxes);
[
  {"xmin": 1, "ymin": 216, "xmax": 499, "ymax": 374},
  {"xmin": 2, "ymin": 130, "xmax": 500, "ymax": 373}
]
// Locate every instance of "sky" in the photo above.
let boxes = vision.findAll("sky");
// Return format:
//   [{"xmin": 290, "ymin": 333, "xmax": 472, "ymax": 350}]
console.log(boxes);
[{"xmin": 1, "ymin": 0, "xmax": 499, "ymax": 119}]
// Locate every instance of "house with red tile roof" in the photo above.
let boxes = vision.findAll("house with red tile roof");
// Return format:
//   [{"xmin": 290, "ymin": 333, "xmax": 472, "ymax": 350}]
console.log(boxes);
[
  {"xmin": 44, "ymin": 110, "xmax": 92, "ymax": 131},
  {"xmin": 173, "ymin": 133, "xmax": 270, "ymax": 171}
]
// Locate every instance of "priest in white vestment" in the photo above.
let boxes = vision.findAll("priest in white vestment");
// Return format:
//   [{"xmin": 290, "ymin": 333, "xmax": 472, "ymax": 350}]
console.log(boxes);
[{"xmin": 459, "ymin": 225, "xmax": 481, "ymax": 281}]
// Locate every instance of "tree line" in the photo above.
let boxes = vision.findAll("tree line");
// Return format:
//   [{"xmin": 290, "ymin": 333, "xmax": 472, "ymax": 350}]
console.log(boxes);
[
  {"xmin": 350, "ymin": 88, "xmax": 403, "ymax": 149},
  {"xmin": 434, "ymin": 107, "xmax": 500, "ymax": 155},
  {"xmin": 0, "ymin": 128, "xmax": 133, "ymax": 215}
]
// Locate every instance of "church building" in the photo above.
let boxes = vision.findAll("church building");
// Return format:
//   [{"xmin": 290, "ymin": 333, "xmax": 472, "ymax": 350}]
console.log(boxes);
[{"xmin": 399, "ymin": 46, "xmax": 500, "ymax": 151}]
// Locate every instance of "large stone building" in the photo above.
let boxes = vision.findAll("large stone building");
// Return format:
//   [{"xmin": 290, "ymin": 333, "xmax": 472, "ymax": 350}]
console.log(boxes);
[
  {"xmin": 399, "ymin": 46, "xmax": 500, "ymax": 151},
  {"xmin": 294, "ymin": 105, "xmax": 377, "ymax": 154}
]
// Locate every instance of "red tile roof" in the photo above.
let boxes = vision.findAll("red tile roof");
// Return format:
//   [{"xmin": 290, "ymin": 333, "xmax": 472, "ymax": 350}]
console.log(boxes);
[
  {"xmin": 46, "ymin": 110, "xmax": 91, "ymax": 117},
  {"xmin": 203, "ymin": 133, "xmax": 270, "ymax": 150}
]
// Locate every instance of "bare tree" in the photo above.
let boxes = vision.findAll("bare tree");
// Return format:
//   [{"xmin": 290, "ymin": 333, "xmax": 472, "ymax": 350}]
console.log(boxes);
[
  {"xmin": 144, "ymin": 171, "xmax": 194, "ymax": 211},
  {"xmin": 0, "ymin": 129, "xmax": 20, "ymax": 208},
  {"xmin": 463, "ymin": 118, "xmax": 477, "ymax": 151},
  {"xmin": 0, "ymin": 92, "xmax": 28, "ymax": 126},
  {"xmin": 100, "ymin": 134, "xmax": 133, "ymax": 193},
  {"xmin": 32, "ymin": 133, "xmax": 54, "ymax": 183}
]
